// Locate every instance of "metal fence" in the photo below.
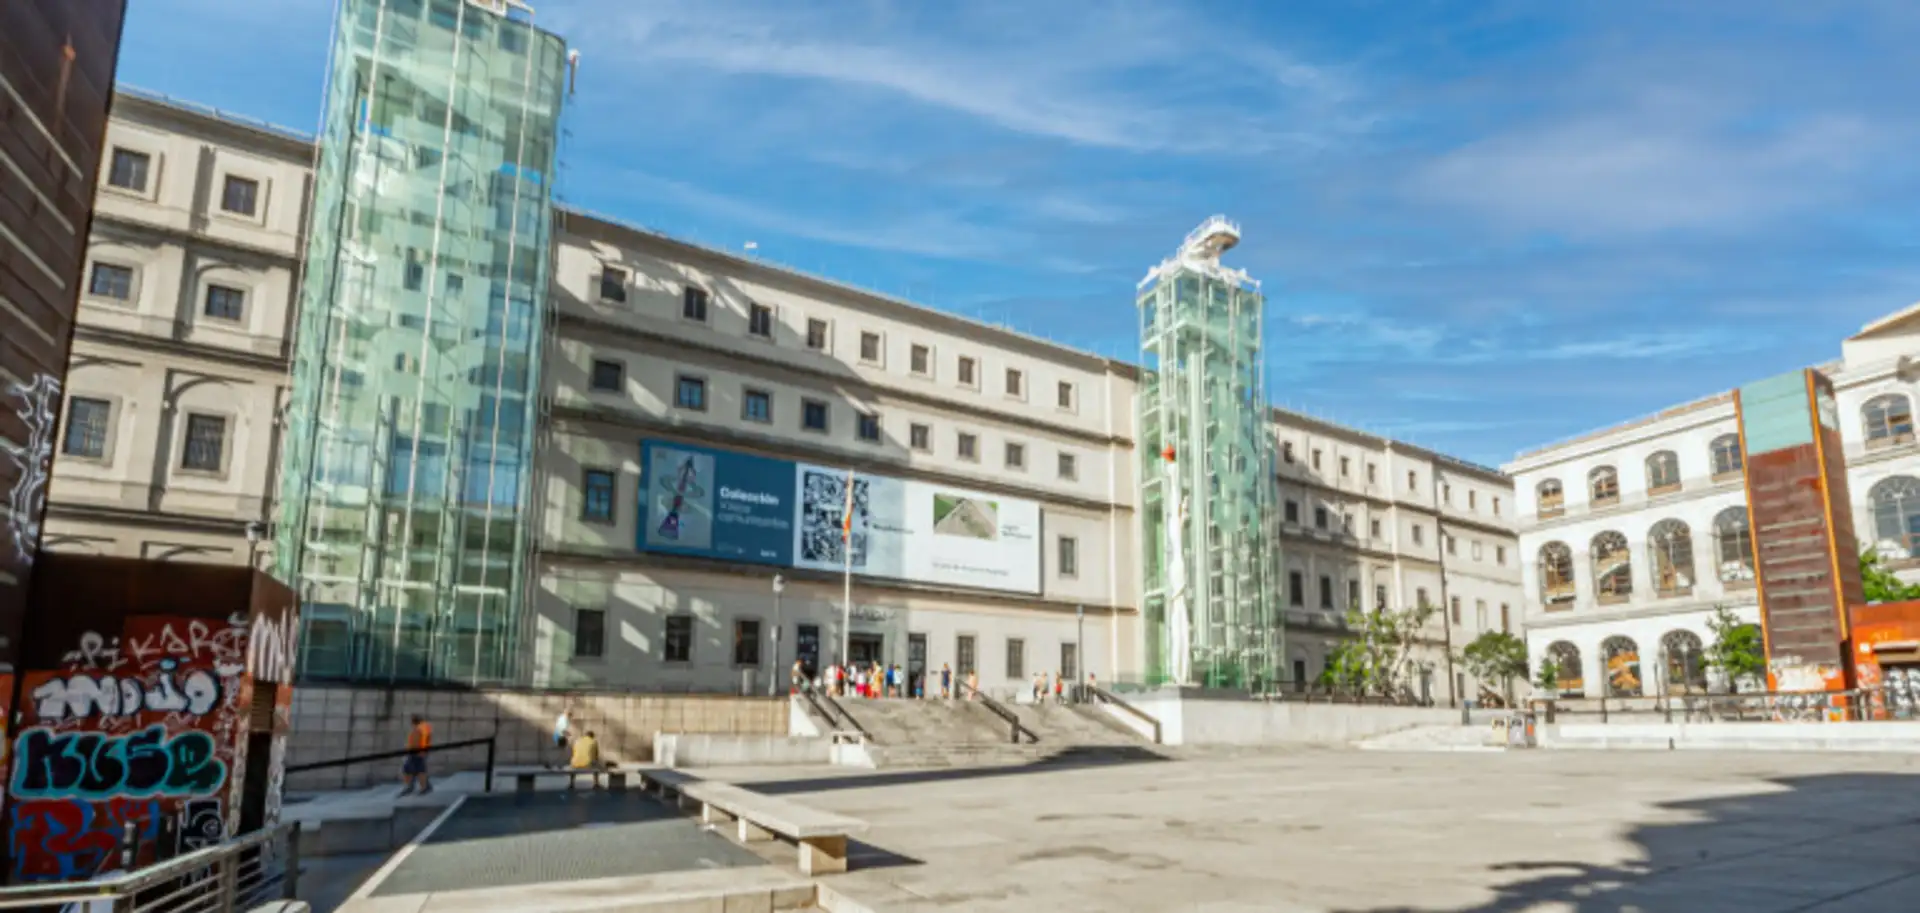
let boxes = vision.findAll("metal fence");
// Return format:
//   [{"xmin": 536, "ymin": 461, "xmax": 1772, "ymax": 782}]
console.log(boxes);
[
  {"xmin": 1530, "ymin": 688, "xmax": 1907, "ymax": 724},
  {"xmin": 0, "ymin": 822, "xmax": 299, "ymax": 912}
]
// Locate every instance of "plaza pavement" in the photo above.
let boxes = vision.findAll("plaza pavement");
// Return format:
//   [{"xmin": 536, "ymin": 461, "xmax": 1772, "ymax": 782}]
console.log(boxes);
[{"xmin": 695, "ymin": 745, "xmax": 1920, "ymax": 912}]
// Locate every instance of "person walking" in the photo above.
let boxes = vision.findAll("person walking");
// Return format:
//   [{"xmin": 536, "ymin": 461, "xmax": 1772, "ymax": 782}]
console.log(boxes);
[
  {"xmin": 569, "ymin": 729, "xmax": 603, "ymax": 789},
  {"xmin": 940, "ymin": 663, "xmax": 953, "ymax": 700},
  {"xmin": 1032, "ymin": 672, "xmax": 1044, "ymax": 704},
  {"xmin": 791, "ymin": 659, "xmax": 807, "ymax": 694},
  {"xmin": 1054, "ymin": 672, "xmax": 1064, "ymax": 704},
  {"xmin": 400, "ymin": 715, "xmax": 433, "ymax": 796},
  {"xmin": 966, "ymin": 668, "xmax": 979, "ymax": 700}
]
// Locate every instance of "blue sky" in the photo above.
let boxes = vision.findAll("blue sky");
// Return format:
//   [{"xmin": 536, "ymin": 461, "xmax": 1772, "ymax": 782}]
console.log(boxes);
[{"xmin": 120, "ymin": 1, "xmax": 1920, "ymax": 467}]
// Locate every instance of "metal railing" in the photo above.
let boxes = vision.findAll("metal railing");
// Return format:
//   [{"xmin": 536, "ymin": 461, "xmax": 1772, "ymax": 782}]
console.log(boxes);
[
  {"xmin": 959, "ymin": 681, "xmax": 1038, "ymax": 744},
  {"xmin": 1530, "ymin": 688, "xmax": 1905, "ymax": 725},
  {"xmin": 0, "ymin": 822, "xmax": 299, "ymax": 912},
  {"xmin": 286, "ymin": 734, "xmax": 498, "ymax": 792},
  {"xmin": 800, "ymin": 688, "xmax": 871, "ymax": 742},
  {"xmin": 1086, "ymin": 684, "xmax": 1162, "ymax": 745}
]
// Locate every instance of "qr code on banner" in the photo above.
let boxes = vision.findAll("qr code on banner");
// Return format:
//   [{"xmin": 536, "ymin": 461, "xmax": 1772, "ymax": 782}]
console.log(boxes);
[{"xmin": 799, "ymin": 469, "xmax": 868, "ymax": 567}]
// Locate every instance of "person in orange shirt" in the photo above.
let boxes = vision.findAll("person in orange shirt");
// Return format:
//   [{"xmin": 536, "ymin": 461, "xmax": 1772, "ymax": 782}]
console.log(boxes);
[{"xmin": 401, "ymin": 715, "xmax": 433, "ymax": 796}]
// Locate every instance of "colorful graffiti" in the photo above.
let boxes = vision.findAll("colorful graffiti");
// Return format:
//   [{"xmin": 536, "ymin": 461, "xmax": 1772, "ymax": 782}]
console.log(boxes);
[{"xmin": 9, "ymin": 615, "xmax": 250, "ymax": 882}]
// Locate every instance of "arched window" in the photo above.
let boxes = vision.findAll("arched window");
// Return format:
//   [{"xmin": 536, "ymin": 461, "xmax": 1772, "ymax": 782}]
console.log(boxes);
[
  {"xmin": 1591, "ymin": 530, "xmax": 1632, "ymax": 602},
  {"xmin": 1863, "ymin": 394, "xmax": 1916, "ymax": 450},
  {"xmin": 1710, "ymin": 434, "xmax": 1743, "ymax": 480},
  {"xmin": 1646, "ymin": 451, "xmax": 1681, "ymax": 494},
  {"xmin": 1713, "ymin": 506, "xmax": 1754, "ymax": 583},
  {"xmin": 1537, "ymin": 479, "xmax": 1565, "ymax": 518},
  {"xmin": 1589, "ymin": 466, "xmax": 1620, "ymax": 506},
  {"xmin": 1870, "ymin": 475, "xmax": 1920, "ymax": 558},
  {"xmin": 1647, "ymin": 518, "xmax": 1694, "ymax": 597},
  {"xmin": 1602, "ymin": 635, "xmax": 1642, "ymax": 697},
  {"xmin": 1661, "ymin": 630, "xmax": 1707, "ymax": 693},
  {"xmin": 1538, "ymin": 542, "xmax": 1575, "ymax": 606},
  {"xmin": 1544, "ymin": 641, "xmax": 1583, "ymax": 697}
]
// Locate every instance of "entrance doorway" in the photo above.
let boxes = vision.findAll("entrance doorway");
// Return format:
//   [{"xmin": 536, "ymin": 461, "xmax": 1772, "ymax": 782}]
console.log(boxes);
[
  {"xmin": 908, "ymin": 633, "xmax": 927, "ymax": 696},
  {"xmin": 850, "ymin": 633, "xmax": 884, "ymax": 667},
  {"xmin": 796, "ymin": 624, "xmax": 820, "ymax": 676},
  {"xmin": 1060, "ymin": 642, "xmax": 1078, "ymax": 684}
]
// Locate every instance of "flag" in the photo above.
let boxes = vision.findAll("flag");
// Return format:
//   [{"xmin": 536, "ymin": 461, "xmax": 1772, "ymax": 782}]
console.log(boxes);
[{"xmin": 841, "ymin": 469, "xmax": 856, "ymax": 542}]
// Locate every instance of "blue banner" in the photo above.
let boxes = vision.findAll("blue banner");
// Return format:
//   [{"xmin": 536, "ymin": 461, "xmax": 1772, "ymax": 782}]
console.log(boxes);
[{"xmin": 637, "ymin": 440, "xmax": 795, "ymax": 567}]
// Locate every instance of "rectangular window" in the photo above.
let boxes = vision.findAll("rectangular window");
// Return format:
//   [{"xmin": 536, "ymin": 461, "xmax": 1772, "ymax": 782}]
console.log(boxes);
[
  {"xmin": 1058, "ymin": 452, "xmax": 1077, "ymax": 480},
  {"xmin": 89, "ymin": 263, "xmax": 133, "ymax": 300},
  {"xmin": 749, "ymin": 302, "xmax": 774, "ymax": 338},
  {"xmin": 1375, "ymin": 584, "xmax": 1388, "ymax": 609},
  {"xmin": 404, "ymin": 250, "xmax": 424, "ymax": 291},
  {"xmin": 108, "ymin": 148, "xmax": 149, "ymax": 192},
  {"xmin": 1314, "ymin": 506, "xmax": 1328, "ymax": 530},
  {"xmin": 1447, "ymin": 535, "xmax": 1457, "ymax": 556},
  {"xmin": 62, "ymin": 397, "xmax": 111, "ymax": 458},
  {"xmin": 743, "ymin": 388, "xmax": 773, "ymax": 424},
  {"xmin": 1288, "ymin": 571, "xmax": 1304, "ymax": 606},
  {"xmin": 1468, "ymin": 490, "xmax": 1477, "ymax": 510},
  {"xmin": 1443, "ymin": 484, "xmax": 1452, "ymax": 503},
  {"xmin": 1408, "ymin": 470, "xmax": 1417, "ymax": 491},
  {"xmin": 1501, "ymin": 603, "xmax": 1511, "ymax": 633},
  {"xmin": 957, "ymin": 432, "xmax": 977, "ymax": 461},
  {"xmin": 220, "ymin": 175, "xmax": 258, "ymax": 216},
  {"xmin": 181, "ymin": 414, "xmax": 226, "ymax": 472},
  {"xmin": 1417, "ymin": 587, "xmax": 1430, "ymax": 608},
  {"xmin": 860, "ymin": 331, "xmax": 882, "ymax": 363},
  {"xmin": 682, "ymin": 286, "xmax": 709, "ymax": 322},
  {"xmin": 1367, "ymin": 463, "xmax": 1377, "ymax": 483},
  {"xmin": 1312, "ymin": 449, "xmax": 1323, "ymax": 470},
  {"xmin": 1496, "ymin": 545, "xmax": 1507, "ymax": 565},
  {"xmin": 1450, "ymin": 596, "xmax": 1461, "ymax": 625},
  {"xmin": 598, "ymin": 266, "xmax": 627, "ymax": 303},
  {"xmin": 910, "ymin": 344, "xmax": 931, "ymax": 375},
  {"xmin": 1475, "ymin": 599, "xmax": 1488, "ymax": 630},
  {"xmin": 1318, "ymin": 575, "xmax": 1333, "ymax": 609},
  {"xmin": 1340, "ymin": 456, "xmax": 1350, "ymax": 477},
  {"xmin": 1005, "ymin": 442, "xmax": 1025, "ymax": 470},
  {"xmin": 1284, "ymin": 500, "xmax": 1299, "ymax": 523},
  {"xmin": 581, "ymin": 468, "xmax": 616, "ymax": 524},
  {"xmin": 589, "ymin": 358, "xmax": 623, "ymax": 392},
  {"xmin": 574, "ymin": 609, "xmax": 606, "ymax": 659},
  {"xmin": 958, "ymin": 356, "xmax": 977, "ymax": 386},
  {"xmin": 1342, "ymin": 513, "xmax": 1354, "ymax": 534},
  {"xmin": 1006, "ymin": 638, "xmax": 1025, "ymax": 680},
  {"xmin": 1493, "ymin": 496, "xmax": 1502, "ymax": 516},
  {"xmin": 1058, "ymin": 536, "xmax": 1078, "ymax": 578},
  {"xmin": 1282, "ymin": 442, "xmax": 1294, "ymax": 463},
  {"xmin": 806, "ymin": 318, "xmax": 829, "ymax": 351},
  {"xmin": 1348, "ymin": 579, "xmax": 1361, "ymax": 608},
  {"xmin": 1057, "ymin": 381, "xmax": 1074, "ymax": 409},
  {"xmin": 857, "ymin": 412, "xmax": 882, "ymax": 443},
  {"xmin": 1005, "ymin": 368, "xmax": 1023, "ymax": 397},
  {"xmin": 956, "ymin": 635, "xmax": 976, "ymax": 677},
  {"xmin": 1412, "ymin": 524, "xmax": 1424, "ymax": 545},
  {"xmin": 664, "ymin": 615, "xmax": 692, "ymax": 663},
  {"xmin": 909, "ymin": 423, "xmax": 931, "ymax": 452},
  {"xmin": 734, "ymin": 619, "xmax": 762, "ymax": 666},
  {"xmin": 802, "ymin": 398, "xmax": 829, "ymax": 432},
  {"xmin": 1370, "ymin": 518, "xmax": 1382, "ymax": 539},
  {"xmin": 675, "ymin": 375, "xmax": 707, "ymax": 411},
  {"xmin": 1472, "ymin": 540, "xmax": 1483, "ymax": 561}
]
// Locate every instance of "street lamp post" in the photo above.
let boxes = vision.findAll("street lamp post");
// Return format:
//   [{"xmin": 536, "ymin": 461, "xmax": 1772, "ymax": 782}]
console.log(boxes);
[
  {"xmin": 1076, "ymin": 605, "xmax": 1085, "ymax": 701},
  {"xmin": 769, "ymin": 575, "xmax": 786, "ymax": 697}
]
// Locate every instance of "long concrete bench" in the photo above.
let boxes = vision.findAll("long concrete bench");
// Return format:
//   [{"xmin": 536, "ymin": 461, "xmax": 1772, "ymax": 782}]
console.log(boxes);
[
  {"xmin": 497, "ymin": 763, "xmax": 638, "ymax": 793},
  {"xmin": 639, "ymin": 769, "xmax": 869, "ymax": 875}
]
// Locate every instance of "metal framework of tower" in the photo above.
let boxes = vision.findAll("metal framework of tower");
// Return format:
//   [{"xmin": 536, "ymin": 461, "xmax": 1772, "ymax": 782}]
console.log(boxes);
[{"xmin": 1136, "ymin": 217, "xmax": 1283, "ymax": 688}]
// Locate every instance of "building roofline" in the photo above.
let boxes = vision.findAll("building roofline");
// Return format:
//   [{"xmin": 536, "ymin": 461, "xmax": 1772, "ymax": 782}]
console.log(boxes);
[
  {"xmin": 1269, "ymin": 406, "xmax": 1509, "ymax": 481},
  {"xmin": 556, "ymin": 205, "xmax": 1138, "ymax": 375},
  {"xmin": 113, "ymin": 85, "xmax": 317, "ymax": 153}
]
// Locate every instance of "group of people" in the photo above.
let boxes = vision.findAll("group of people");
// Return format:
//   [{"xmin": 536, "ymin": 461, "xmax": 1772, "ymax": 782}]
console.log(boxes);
[{"xmin": 791, "ymin": 658, "xmax": 1095, "ymax": 704}]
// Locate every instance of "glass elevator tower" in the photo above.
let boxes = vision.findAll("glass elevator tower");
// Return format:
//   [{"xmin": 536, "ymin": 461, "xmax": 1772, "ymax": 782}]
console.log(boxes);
[
  {"xmin": 277, "ymin": 0, "xmax": 569, "ymax": 683},
  {"xmin": 1137, "ymin": 217, "xmax": 1283, "ymax": 688}
]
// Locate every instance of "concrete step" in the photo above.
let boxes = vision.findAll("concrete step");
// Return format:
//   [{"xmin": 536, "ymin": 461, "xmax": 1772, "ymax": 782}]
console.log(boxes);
[{"xmin": 1354, "ymin": 724, "xmax": 1503, "ymax": 752}]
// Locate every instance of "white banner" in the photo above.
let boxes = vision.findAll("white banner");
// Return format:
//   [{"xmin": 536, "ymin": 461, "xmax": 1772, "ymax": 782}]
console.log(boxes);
[{"xmin": 790, "ymin": 462, "xmax": 1041, "ymax": 594}]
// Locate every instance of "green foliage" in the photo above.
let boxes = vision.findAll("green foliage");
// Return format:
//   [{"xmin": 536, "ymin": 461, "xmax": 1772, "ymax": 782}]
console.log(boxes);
[
  {"xmin": 1321, "ymin": 602, "xmax": 1442, "ymax": 698},
  {"xmin": 1458, "ymin": 631, "xmax": 1528, "ymax": 699},
  {"xmin": 1861, "ymin": 550, "xmax": 1920, "ymax": 604},
  {"xmin": 1703, "ymin": 605, "xmax": 1766, "ymax": 690},
  {"xmin": 1533, "ymin": 657, "xmax": 1562, "ymax": 695}
]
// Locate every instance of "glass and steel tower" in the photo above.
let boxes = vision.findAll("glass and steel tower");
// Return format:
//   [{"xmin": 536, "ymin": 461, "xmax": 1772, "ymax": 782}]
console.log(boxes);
[
  {"xmin": 1137, "ymin": 217, "xmax": 1283, "ymax": 688},
  {"xmin": 277, "ymin": 0, "xmax": 568, "ymax": 683}
]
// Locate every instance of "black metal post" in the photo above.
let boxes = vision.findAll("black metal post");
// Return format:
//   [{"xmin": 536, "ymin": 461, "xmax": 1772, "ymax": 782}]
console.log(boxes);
[
  {"xmin": 285, "ymin": 823, "xmax": 302, "ymax": 900},
  {"xmin": 484, "ymin": 734, "xmax": 497, "ymax": 793}
]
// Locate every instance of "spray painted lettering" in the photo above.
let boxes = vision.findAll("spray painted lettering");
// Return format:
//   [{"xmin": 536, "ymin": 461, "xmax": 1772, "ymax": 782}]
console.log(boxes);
[
  {"xmin": 0, "ymin": 374, "xmax": 60, "ymax": 565},
  {"xmin": 29, "ymin": 662, "xmax": 222, "ymax": 722},
  {"xmin": 12, "ymin": 726, "xmax": 227, "ymax": 800}
]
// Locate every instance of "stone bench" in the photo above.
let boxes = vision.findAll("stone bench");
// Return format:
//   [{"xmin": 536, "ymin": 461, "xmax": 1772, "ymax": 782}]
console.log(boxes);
[
  {"xmin": 638, "ymin": 769, "xmax": 870, "ymax": 875},
  {"xmin": 498, "ymin": 764, "xmax": 633, "ymax": 793}
]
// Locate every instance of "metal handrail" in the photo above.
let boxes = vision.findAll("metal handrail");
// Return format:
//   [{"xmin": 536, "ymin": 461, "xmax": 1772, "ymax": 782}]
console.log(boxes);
[
  {"xmin": 960, "ymin": 681, "xmax": 1038, "ymax": 744},
  {"xmin": 287, "ymin": 733, "xmax": 498, "ymax": 792},
  {"xmin": 1087, "ymin": 684, "xmax": 1162, "ymax": 745},
  {"xmin": 0, "ymin": 821, "xmax": 299, "ymax": 909},
  {"xmin": 1530, "ymin": 687, "xmax": 1899, "ymax": 724},
  {"xmin": 802, "ymin": 688, "xmax": 871, "ymax": 742}
]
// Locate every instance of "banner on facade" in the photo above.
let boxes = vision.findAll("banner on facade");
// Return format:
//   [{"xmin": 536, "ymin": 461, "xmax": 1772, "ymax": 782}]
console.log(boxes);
[{"xmin": 637, "ymin": 440, "xmax": 1040, "ymax": 593}]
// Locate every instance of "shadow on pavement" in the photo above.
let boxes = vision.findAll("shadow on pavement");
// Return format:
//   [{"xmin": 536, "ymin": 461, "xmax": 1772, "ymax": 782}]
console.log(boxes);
[
  {"xmin": 1334, "ymin": 772, "xmax": 1920, "ymax": 913},
  {"xmin": 737, "ymin": 745, "xmax": 1171, "ymax": 796}
]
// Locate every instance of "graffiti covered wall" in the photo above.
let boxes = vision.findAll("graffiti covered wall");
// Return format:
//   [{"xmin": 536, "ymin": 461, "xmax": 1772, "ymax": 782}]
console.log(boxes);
[{"xmin": 8, "ymin": 615, "xmax": 253, "ymax": 881}]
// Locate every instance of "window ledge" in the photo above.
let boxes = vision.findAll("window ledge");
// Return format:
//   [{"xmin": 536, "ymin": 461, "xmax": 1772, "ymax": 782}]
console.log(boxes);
[
  {"xmin": 1648, "ymin": 484, "xmax": 1682, "ymax": 497},
  {"xmin": 1711, "ymin": 471, "xmax": 1744, "ymax": 484},
  {"xmin": 1654, "ymin": 587, "xmax": 1694, "ymax": 600},
  {"xmin": 1596, "ymin": 593, "xmax": 1632, "ymax": 606}
]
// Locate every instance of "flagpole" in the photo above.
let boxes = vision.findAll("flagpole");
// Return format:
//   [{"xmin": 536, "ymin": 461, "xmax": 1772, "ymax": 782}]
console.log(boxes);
[{"xmin": 841, "ymin": 468, "xmax": 855, "ymax": 668}]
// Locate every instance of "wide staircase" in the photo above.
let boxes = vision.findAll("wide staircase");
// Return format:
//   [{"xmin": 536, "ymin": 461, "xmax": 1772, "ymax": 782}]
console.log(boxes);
[{"xmin": 825, "ymin": 693, "xmax": 1161, "ymax": 769}]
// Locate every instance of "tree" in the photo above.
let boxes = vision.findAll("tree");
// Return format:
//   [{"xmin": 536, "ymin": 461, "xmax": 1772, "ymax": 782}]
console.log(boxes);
[
  {"xmin": 1533, "ymin": 657, "xmax": 1562, "ymax": 697},
  {"xmin": 1861, "ymin": 550, "xmax": 1920, "ymax": 604},
  {"xmin": 1458, "ymin": 631, "xmax": 1528, "ymax": 703},
  {"xmin": 1703, "ymin": 605, "xmax": 1766, "ymax": 692},
  {"xmin": 1321, "ymin": 601, "xmax": 1442, "ymax": 700}
]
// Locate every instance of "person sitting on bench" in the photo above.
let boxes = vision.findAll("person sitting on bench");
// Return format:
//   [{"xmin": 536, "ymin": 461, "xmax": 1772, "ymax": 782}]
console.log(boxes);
[{"xmin": 569, "ymin": 729, "xmax": 602, "ymax": 788}]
